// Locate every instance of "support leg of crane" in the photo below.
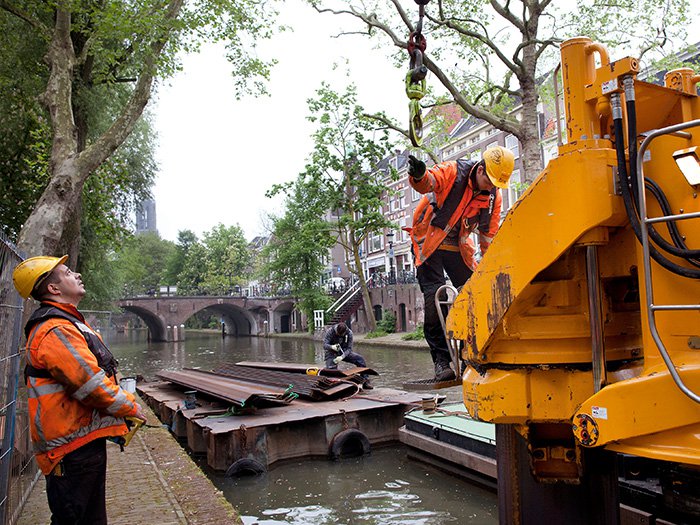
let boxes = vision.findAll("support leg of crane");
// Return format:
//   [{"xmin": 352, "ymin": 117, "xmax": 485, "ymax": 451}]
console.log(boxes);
[{"xmin": 496, "ymin": 424, "xmax": 620, "ymax": 525}]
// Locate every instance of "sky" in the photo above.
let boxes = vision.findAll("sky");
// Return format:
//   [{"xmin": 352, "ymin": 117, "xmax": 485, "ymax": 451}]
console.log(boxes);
[
  {"xmin": 152, "ymin": 1, "xmax": 700, "ymax": 244},
  {"xmin": 152, "ymin": 2, "xmax": 407, "ymax": 243}
]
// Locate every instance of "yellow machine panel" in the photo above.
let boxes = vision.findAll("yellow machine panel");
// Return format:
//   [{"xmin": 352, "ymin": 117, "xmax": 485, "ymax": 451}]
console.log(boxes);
[{"xmin": 446, "ymin": 36, "xmax": 700, "ymax": 474}]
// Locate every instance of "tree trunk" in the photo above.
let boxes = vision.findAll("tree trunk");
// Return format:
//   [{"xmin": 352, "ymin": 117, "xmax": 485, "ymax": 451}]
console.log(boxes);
[
  {"xmin": 349, "ymin": 232, "xmax": 376, "ymax": 331},
  {"xmin": 519, "ymin": 80, "xmax": 543, "ymax": 182},
  {"xmin": 18, "ymin": 8, "xmax": 81, "ymax": 259},
  {"xmin": 16, "ymin": 2, "xmax": 182, "ymax": 260},
  {"xmin": 17, "ymin": 157, "xmax": 85, "ymax": 259},
  {"xmin": 518, "ymin": 17, "xmax": 543, "ymax": 183}
]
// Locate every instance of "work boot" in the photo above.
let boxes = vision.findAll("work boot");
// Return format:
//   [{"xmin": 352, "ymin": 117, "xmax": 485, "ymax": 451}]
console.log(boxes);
[
  {"xmin": 363, "ymin": 381, "xmax": 374, "ymax": 390},
  {"xmin": 434, "ymin": 362, "xmax": 456, "ymax": 382}
]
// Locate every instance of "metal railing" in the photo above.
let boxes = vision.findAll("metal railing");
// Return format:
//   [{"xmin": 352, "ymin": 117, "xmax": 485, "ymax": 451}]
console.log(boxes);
[
  {"xmin": 366, "ymin": 270, "xmax": 418, "ymax": 288},
  {"xmin": 636, "ymin": 120, "xmax": 700, "ymax": 404},
  {"xmin": 0, "ymin": 233, "xmax": 36, "ymax": 525},
  {"xmin": 326, "ymin": 281, "xmax": 362, "ymax": 319}
]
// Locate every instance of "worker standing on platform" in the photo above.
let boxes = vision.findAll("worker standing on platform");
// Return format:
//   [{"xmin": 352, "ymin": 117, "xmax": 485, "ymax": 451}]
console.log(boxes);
[
  {"xmin": 13, "ymin": 255, "xmax": 147, "ymax": 525},
  {"xmin": 407, "ymin": 146, "xmax": 515, "ymax": 382},
  {"xmin": 323, "ymin": 322, "xmax": 373, "ymax": 390}
]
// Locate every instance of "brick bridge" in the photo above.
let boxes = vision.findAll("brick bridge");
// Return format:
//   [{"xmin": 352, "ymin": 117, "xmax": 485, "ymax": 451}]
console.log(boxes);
[{"xmin": 117, "ymin": 295, "xmax": 301, "ymax": 342}]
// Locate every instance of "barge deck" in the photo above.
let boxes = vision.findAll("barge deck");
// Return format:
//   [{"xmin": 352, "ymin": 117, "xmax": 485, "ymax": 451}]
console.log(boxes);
[{"xmin": 138, "ymin": 380, "xmax": 423, "ymax": 474}]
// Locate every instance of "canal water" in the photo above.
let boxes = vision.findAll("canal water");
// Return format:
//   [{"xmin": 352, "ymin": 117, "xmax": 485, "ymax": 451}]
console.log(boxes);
[{"xmin": 107, "ymin": 330, "xmax": 497, "ymax": 524}]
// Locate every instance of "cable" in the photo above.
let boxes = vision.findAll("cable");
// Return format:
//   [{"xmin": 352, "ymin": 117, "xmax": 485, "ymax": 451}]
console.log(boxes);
[{"xmin": 611, "ymin": 93, "xmax": 700, "ymax": 279}]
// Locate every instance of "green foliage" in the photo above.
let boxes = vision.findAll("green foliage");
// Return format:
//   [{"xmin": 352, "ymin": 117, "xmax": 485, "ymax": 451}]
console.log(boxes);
[
  {"xmin": 401, "ymin": 324, "xmax": 425, "ymax": 341},
  {"xmin": 166, "ymin": 230, "xmax": 198, "ymax": 285},
  {"xmin": 199, "ymin": 224, "xmax": 252, "ymax": 293},
  {"xmin": 170, "ymin": 224, "xmax": 252, "ymax": 295},
  {"xmin": 0, "ymin": 1, "xmax": 157, "ymax": 267},
  {"xmin": 79, "ymin": 231, "xmax": 176, "ymax": 308},
  {"xmin": 304, "ymin": 82, "xmax": 398, "ymax": 253},
  {"xmin": 265, "ymin": 176, "xmax": 336, "ymax": 320},
  {"xmin": 266, "ymin": 81, "xmax": 398, "ymax": 330},
  {"xmin": 366, "ymin": 311, "xmax": 397, "ymax": 338},
  {"xmin": 2, "ymin": 0, "xmax": 281, "ymax": 262},
  {"xmin": 377, "ymin": 311, "xmax": 397, "ymax": 334}
]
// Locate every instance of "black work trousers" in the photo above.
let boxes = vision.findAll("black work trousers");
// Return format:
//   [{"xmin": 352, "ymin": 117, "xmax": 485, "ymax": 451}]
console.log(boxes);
[
  {"xmin": 417, "ymin": 249, "xmax": 473, "ymax": 367},
  {"xmin": 46, "ymin": 438, "xmax": 108, "ymax": 525}
]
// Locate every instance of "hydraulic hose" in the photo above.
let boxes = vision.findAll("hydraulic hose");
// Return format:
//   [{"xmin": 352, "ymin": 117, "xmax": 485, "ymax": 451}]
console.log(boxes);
[
  {"xmin": 623, "ymin": 78, "xmax": 700, "ymax": 262},
  {"xmin": 611, "ymin": 92, "xmax": 700, "ymax": 279},
  {"xmin": 644, "ymin": 178, "xmax": 700, "ymax": 265}
]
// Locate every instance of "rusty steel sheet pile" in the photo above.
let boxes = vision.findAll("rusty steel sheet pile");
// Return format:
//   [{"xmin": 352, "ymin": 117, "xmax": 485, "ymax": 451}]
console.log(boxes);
[
  {"xmin": 156, "ymin": 369, "xmax": 296, "ymax": 408},
  {"xmin": 213, "ymin": 363, "xmax": 359, "ymax": 401}
]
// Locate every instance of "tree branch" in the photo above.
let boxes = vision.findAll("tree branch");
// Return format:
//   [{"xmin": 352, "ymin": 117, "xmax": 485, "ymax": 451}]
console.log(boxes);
[
  {"xmin": 0, "ymin": 0, "xmax": 48, "ymax": 34},
  {"xmin": 362, "ymin": 112, "xmax": 439, "ymax": 163},
  {"xmin": 78, "ymin": 0, "xmax": 184, "ymax": 174},
  {"xmin": 422, "ymin": 53, "xmax": 521, "ymax": 137}
]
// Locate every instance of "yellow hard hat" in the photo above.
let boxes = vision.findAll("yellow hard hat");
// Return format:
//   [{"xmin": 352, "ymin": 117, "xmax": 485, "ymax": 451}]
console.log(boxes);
[
  {"xmin": 12, "ymin": 255, "xmax": 68, "ymax": 299},
  {"xmin": 483, "ymin": 146, "xmax": 515, "ymax": 188}
]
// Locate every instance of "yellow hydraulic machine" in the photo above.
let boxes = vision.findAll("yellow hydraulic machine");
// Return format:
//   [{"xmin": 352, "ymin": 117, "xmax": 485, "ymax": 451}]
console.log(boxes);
[{"xmin": 446, "ymin": 37, "xmax": 700, "ymax": 524}]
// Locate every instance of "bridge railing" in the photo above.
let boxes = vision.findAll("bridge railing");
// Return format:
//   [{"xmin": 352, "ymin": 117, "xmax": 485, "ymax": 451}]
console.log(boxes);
[{"xmin": 122, "ymin": 285, "xmax": 293, "ymax": 299}]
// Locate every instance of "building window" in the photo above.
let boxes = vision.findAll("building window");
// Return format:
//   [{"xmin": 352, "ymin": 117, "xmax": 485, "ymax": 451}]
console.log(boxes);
[
  {"xmin": 505, "ymin": 134, "xmax": 520, "ymax": 158},
  {"xmin": 368, "ymin": 233, "xmax": 383, "ymax": 253},
  {"xmin": 399, "ymin": 217, "xmax": 408, "ymax": 242},
  {"xmin": 411, "ymin": 187, "xmax": 421, "ymax": 201},
  {"xmin": 487, "ymin": 140, "xmax": 499, "ymax": 150}
]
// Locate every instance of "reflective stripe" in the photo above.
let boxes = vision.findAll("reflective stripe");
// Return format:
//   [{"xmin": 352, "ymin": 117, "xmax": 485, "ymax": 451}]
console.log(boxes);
[
  {"xmin": 53, "ymin": 328, "xmax": 96, "ymax": 378},
  {"xmin": 34, "ymin": 409, "xmax": 124, "ymax": 453},
  {"xmin": 33, "ymin": 399, "xmax": 46, "ymax": 447},
  {"xmin": 105, "ymin": 388, "xmax": 133, "ymax": 415},
  {"xmin": 25, "ymin": 327, "xmax": 40, "ymax": 367},
  {"xmin": 480, "ymin": 234, "xmax": 494, "ymax": 245},
  {"xmin": 28, "ymin": 382, "xmax": 65, "ymax": 398},
  {"xmin": 73, "ymin": 369, "xmax": 107, "ymax": 401}
]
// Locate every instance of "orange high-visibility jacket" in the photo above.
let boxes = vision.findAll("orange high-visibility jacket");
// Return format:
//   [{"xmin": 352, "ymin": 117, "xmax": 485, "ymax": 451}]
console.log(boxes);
[
  {"xmin": 408, "ymin": 159, "xmax": 502, "ymax": 270},
  {"xmin": 24, "ymin": 301, "xmax": 139, "ymax": 474}
]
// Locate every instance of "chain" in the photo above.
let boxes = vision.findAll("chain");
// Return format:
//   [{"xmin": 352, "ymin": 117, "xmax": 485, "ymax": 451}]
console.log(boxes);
[
  {"xmin": 239, "ymin": 424, "xmax": 248, "ymax": 453},
  {"xmin": 406, "ymin": 1, "xmax": 431, "ymax": 146}
]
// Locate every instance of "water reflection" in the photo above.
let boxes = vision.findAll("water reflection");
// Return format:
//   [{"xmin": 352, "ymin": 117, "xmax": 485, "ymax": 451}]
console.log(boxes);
[
  {"xmin": 105, "ymin": 331, "xmax": 494, "ymax": 523},
  {"xmin": 211, "ymin": 448, "xmax": 496, "ymax": 525}
]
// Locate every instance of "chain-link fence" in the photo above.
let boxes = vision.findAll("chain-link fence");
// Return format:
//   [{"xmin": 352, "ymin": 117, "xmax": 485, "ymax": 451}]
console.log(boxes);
[{"xmin": 0, "ymin": 233, "xmax": 37, "ymax": 525}]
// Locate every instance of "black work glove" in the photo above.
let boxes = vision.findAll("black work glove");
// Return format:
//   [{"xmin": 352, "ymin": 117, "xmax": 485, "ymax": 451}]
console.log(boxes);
[{"xmin": 407, "ymin": 154, "xmax": 426, "ymax": 180}]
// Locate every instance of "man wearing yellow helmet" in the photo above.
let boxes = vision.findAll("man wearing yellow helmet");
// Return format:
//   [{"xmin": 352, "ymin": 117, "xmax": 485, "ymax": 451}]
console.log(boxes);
[
  {"xmin": 406, "ymin": 145, "xmax": 515, "ymax": 382},
  {"xmin": 13, "ymin": 255, "xmax": 147, "ymax": 524}
]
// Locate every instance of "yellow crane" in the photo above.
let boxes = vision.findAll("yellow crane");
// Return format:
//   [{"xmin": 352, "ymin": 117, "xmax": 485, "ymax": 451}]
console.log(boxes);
[{"xmin": 446, "ymin": 37, "xmax": 700, "ymax": 523}]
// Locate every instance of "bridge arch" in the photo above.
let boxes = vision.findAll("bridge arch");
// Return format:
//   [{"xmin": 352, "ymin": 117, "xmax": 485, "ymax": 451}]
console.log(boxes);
[
  {"xmin": 272, "ymin": 301, "xmax": 296, "ymax": 333},
  {"xmin": 119, "ymin": 305, "xmax": 168, "ymax": 342},
  {"xmin": 190, "ymin": 304, "xmax": 257, "ymax": 336}
]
